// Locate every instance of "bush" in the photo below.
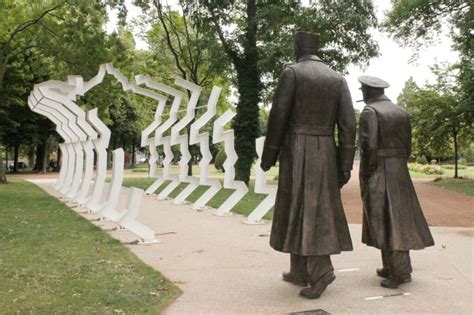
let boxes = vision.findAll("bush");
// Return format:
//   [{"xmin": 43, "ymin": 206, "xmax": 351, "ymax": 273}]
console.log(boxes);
[
  {"xmin": 458, "ymin": 158, "xmax": 467, "ymax": 166},
  {"xmin": 214, "ymin": 149, "xmax": 227, "ymax": 172},
  {"xmin": 416, "ymin": 155, "xmax": 428, "ymax": 164},
  {"xmin": 431, "ymin": 159, "xmax": 437, "ymax": 165},
  {"xmin": 408, "ymin": 163, "xmax": 444, "ymax": 175},
  {"xmin": 441, "ymin": 164, "xmax": 467, "ymax": 170}
]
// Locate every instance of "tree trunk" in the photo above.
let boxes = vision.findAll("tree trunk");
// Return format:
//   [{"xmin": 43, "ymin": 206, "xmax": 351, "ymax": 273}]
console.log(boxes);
[
  {"xmin": 5, "ymin": 147, "xmax": 9, "ymax": 172},
  {"xmin": 57, "ymin": 144, "xmax": 61, "ymax": 171},
  {"xmin": 186, "ymin": 124, "xmax": 193, "ymax": 176},
  {"xmin": 453, "ymin": 130, "xmax": 458, "ymax": 178},
  {"xmin": 0, "ymin": 152, "xmax": 6, "ymax": 184},
  {"xmin": 131, "ymin": 139, "xmax": 136, "ymax": 168},
  {"xmin": 13, "ymin": 143, "xmax": 19, "ymax": 172},
  {"xmin": 41, "ymin": 141, "xmax": 49, "ymax": 173},
  {"xmin": 233, "ymin": 63, "xmax": 261, "ymax": 184},
  {"xmin": 28, "ymin": 145, "xmax": 35, "ymax": 169}
]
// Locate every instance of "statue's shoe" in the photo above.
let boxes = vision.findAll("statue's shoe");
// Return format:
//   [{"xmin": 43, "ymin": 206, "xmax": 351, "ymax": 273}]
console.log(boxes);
[
  {"xmin": 380, "ymin": 275, "xmax": 411, "ymax": 289},
  {"xmin": 282, "ymin": 272, "xmax": 308, "ymax": 286},
  {"xmin": 299, "ymin": 272, "xmax": 336, "ymax": 299},
  {"xmin": 377, "ymin": 268, "xmax": 412, "ymax": 283}
]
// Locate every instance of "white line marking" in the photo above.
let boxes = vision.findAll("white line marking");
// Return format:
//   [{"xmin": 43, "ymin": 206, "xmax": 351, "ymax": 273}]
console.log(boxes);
[{"xmin": 365, "ymin": 292, "xmax": 411, "ymax": 300}]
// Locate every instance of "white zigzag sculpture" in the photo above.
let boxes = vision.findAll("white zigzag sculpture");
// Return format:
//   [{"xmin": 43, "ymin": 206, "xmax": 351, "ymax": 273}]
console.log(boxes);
[
  {"xmin": 190, "ymin": 86, "xmax": 222, "ymax": 209},
  {"xmin": 244, "ymin": 136, "xmax": 277, "ymax": 224},
  {"xmin": 83, "ymin": 108, "xmax": 111, "ymax": 209},
  {"xmin": 171, "ymin": 79, "xmax": 201, "ymax": 204},
  {"xmin": 212, "ymin": 110, "xmax": 249, "ymax": 216},
  {"xmin": 135, "ymin": 76, "xmax": 183, "ymax": 197},
  {"xmin": 29, "ymin": 81, "xmax": 89, "ymax": 198},
  {"xmin": 28, "ymin": 63, "xmax": 159, "ymax": 243},
  {"xmin": 137, "ymin": 76, "xmax": 167, "ymax": 179}
]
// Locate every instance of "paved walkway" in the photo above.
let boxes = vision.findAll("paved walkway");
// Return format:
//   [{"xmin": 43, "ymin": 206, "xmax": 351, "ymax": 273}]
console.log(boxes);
[{"xmin": 34, "ymin": 179, "xmax": 473, "ymax": 315}]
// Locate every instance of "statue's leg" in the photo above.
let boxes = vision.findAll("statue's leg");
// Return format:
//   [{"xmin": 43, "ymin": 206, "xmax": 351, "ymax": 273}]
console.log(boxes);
[
  {"xmin": 377, "ymin": 250, "xmax": 391, "ymax": 278},
  {"xmin": 300, "ymin": 255, "xmax": 335, "ymax": 299},
  {"xmin": 282, "ymin": 254, "xmax": 308, "ymax": 286},
  {"xmin": 381, "ymin": 250, "xmax": 412, "ymax": 288}
]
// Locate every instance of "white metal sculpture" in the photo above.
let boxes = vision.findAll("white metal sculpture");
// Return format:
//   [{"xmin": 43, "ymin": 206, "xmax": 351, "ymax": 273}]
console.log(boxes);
[
  {"xmin": 118, "ymin": 187, "xmax": 159, "ymax": 244},
  {"xmin": 136, "ymin": 76, "xmax": 183, "ymax": 197},
  {"xmin": 84, "ymin": 108, "xmax": 111, "ymax": 211},
  {"xmin": 171, "ymin": 79, "xmax": 201, "ymax": 204},
  {"xmin": 244, "ymin": 136, "xmax": 277, "ymax": 224},
  {"xmin": 95, "ymin": 148, "xmax": 124, "ymax": 218},
  {"xmin": 190, "ymin": 86, "xmax": 223, "ymax": 209},
  {"xmin": 212, "ymin": 110, "xmax": 249, "ymax": 216},
  {"xmin": 29, "ymin": 82, "xmax": 88, "ymax": 197},
  {"xmin": 137, "ymin": 75, "xmax": 167, "ymax": 179}
]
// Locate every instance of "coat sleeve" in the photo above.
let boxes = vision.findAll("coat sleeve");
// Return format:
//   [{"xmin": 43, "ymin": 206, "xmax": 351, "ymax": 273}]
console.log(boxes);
[
  {"xmin": 261, "ymin": 67, "xmax": 296, "ymax": 169},
  {"xmin": 337, "ymin": 78, "xmax": 357, "ymax": 172},
  {"xmin": 359, "ymin": 107, "xmax": 378, "ymax": 176}
]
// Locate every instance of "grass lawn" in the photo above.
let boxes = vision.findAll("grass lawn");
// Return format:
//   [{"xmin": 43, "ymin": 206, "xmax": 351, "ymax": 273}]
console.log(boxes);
[
  {"xmin": 432, "ymin": 178, "xmax": 474, "ymax": 197},
  {"xmin": 122, "ymin": 178, "xmax": 274, "ymax": 220},
  {"xmin": 409, "ymin": 165, "xmax": 474, "ymax": 179},
  {"xmin": 0, "ymin": 179, "xmax": 180, "ymax": 314}
]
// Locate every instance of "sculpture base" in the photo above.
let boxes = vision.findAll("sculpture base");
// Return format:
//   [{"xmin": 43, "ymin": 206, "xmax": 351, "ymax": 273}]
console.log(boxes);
[{"xmin": 243, "ymin": 219, "xmax": 266, "ymax": 225}]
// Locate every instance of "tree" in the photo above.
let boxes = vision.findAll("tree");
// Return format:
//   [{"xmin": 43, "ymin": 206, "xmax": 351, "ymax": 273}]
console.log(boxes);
[
  {"xmin": 384, "ymin": 0, "xmax": 473, "ymax": 133},
  {"xmin": 135, "ymin": 0, "xmax": 231, "ymax": 175},
  {"xmin": 398, "ymin": 66, "xmax": 471, "ymax": 178},
  {"xmin": 0, "ymin": 0, "xmax": 128, "ymax": 182},
  {"xmin": 175, "ymin": 0, "xmax": 379, "ymax": 184}
]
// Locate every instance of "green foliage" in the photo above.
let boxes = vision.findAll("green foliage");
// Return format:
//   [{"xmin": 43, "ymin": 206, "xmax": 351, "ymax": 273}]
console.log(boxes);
[
  {"xmin": 409, "ymin": 162, "xmax": 444, "ymax": 175},
  {"xmin": 385, "ymin": 0, "xmax": 473, "ymax": 146},
  {"xmin": 214, "ymin": 147, "xmax": 227, "ymax": 172},
  {"xmin": 416, "ymin": 155, "xmax": 428, "ymax": 165},
  {"xmin": 397, "ymin": 65, "xmax": 472, "ymax": 178},
  {"xmin": 0, "ymin": 179, "xmax": 180, "ymax": 313},
  {"xmin": 442, "ymin": 164, "xmax": 467, "ymax": 170},
  {"xmin": 178, "ymin": 0, "xmax": 379, "ymax": 184},
  {"xmin": 458, "ymin": 157, "xmax": 468, "ymax": 166}
]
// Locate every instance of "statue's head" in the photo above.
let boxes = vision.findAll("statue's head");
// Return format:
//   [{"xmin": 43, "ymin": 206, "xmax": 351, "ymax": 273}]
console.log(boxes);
[
  {"xmin": 295, "ymin": 31, "xmax": 320, "ymax": 59},
  {"xmin": 358, "ymin": 75, "xmax": 389, "ymax": 103}
]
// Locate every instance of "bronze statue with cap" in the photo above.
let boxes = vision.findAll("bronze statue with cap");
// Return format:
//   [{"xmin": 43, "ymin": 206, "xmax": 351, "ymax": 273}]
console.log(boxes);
[
  {"xmin": 358, "ymin": 75, "xmax": 435, "ymax": 289},
  {"xmin": 261, "ymin": 31, "xmax": 356, "ymax": 299}
]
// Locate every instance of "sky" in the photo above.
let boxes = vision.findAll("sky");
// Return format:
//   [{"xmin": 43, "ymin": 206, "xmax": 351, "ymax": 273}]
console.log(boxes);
[{"xmin": 106, "ymin": 0, "xmax": 459, "ymax": 110}]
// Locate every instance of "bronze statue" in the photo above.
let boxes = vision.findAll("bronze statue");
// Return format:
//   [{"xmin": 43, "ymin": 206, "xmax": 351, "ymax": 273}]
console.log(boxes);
[
  {"xmin": 358, "ymin": 75, "xmax": 435, "ymax": 289},
  {"xmin": 261, "ymin": 31, "xmax": 356, "ymax": 299}
]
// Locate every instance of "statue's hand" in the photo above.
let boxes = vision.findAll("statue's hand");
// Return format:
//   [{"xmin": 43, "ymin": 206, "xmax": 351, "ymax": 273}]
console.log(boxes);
[
  {"xmin": 339, "ymin": 171, "xmax": 351, "ymax": 188},
  {"xmin": 260, "ymin": 162, "xmax": 271, "ymax": 172}
]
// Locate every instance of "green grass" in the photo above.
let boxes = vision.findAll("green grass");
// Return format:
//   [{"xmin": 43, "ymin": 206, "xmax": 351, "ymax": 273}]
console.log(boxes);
[
  {"xmin": 122, "ymin": 178, "xmax": 274, "ymax": 220},
  {"xmin": 0, "ymin": 179, "xmax": 180, "ymax": 314},
  {"xmin": 432, "ymin": 178, "xmax": 474, "ymax": 196}
]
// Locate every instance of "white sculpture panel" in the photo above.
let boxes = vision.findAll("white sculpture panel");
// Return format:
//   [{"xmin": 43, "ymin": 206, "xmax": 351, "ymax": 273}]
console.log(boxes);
[{"xmin": 212, "ymin": 110, "xmax": 249, "ymax": 216}]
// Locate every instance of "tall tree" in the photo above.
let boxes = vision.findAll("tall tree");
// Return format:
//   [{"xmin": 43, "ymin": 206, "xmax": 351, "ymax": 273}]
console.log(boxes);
[
  {"xmin": 175, "ymin": 0, "xmax": 379, "ymax": 184},
  {"xmin": 0, "ymin": 0, "xmax": 128, "ymax": 182},
  {"xmin": 398, "ymin": 66, "xmax": 471, "ymax": 178},
  {"xmin": 384, "ymin": 0, "xmax": 473, "ymax": 128}
]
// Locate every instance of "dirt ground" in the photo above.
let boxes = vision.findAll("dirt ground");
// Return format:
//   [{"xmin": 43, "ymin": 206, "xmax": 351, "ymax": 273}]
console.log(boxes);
[
  {"xmin": 8, "ymin": 164, "xmax": 473, "ymax": 227},
  {"xmin": 341, "ymin": 166, "xmax": 474, "ymax": 228}
]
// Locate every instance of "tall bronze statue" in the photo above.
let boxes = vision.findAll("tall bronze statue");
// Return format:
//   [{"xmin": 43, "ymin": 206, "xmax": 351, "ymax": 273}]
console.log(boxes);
[
  {"xmin": 261, "ymin": 31, "xmax": 356, "ymax": 299},
  {"xmin": 358, "ymin": 75, "xmax": 435, "ymax": 289}
]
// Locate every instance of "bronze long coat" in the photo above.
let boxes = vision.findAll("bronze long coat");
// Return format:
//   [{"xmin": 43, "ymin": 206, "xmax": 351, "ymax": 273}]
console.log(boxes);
[
  {"xmin": 261, "ymin": 55, "xmax": 356, "ymax": 256},
  {"xmin": 359, "ymin": 95, "xmax": 435, "ymax": 250}
]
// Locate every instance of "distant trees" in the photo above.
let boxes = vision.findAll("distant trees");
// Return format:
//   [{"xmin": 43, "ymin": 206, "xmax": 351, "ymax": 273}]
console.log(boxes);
[
  {"xmin": 398, "ymin": 67, "xmax": 472, "ymax": 178},
  {"xmin": 0, "ymin": 1, "xmax": 149, "ymax": 182},
  {"xmin": 385, "ymin": 0, "xmax": 473, "ymax": 178}
]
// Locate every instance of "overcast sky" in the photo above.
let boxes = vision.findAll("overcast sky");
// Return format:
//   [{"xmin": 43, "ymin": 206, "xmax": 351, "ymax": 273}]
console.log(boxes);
[{"xmin": 107, "ymin": 0, "xmax": 459, "ymax": 110}]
